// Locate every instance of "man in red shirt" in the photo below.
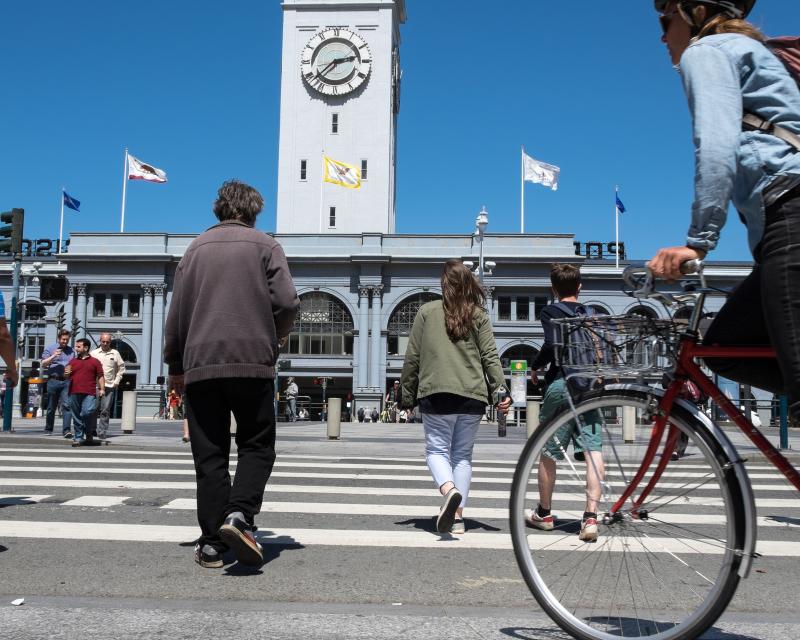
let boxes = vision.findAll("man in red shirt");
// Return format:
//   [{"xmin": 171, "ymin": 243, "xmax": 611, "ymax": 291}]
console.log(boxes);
[{"xmin": 65, "ymin": 338, "xmax": 105, "ymax": 447}]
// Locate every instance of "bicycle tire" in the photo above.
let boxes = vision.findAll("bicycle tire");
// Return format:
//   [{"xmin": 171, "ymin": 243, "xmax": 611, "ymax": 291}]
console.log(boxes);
[{"xmin": 510, "ymin": 387, "xmax": 747, "ymax": 640}]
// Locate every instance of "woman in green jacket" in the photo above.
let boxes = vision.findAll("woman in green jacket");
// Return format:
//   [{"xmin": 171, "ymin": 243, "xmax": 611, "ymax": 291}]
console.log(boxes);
[{"xmin": 401, "ymin": 260, "xmax": 511, "ymax": 535}]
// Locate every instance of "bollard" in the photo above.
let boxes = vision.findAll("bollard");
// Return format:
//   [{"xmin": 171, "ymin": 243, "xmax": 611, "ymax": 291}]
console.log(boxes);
[
  {"xmin": 327, "ymin": 397, "xmax": 342, "ymax": 440},
  {"xmin": 526, "ymin": 399, "xmax": 540, "ymax": 439},
  {"xmin": 121, "ymin": 390, "xmax": 137, "ymax": 434},
  {"xmin": 779, "ymin": 395, "xmax": 789, "ymax": 451},
  {"xmin": 623, "ymin": 405, "xmax": 636, "ymax": 443}
]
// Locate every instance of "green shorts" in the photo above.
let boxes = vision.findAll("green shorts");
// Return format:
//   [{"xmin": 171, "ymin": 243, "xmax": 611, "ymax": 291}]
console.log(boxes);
[{"xmin": 538, "ymin": 378, "xmax": 603, "ymax": 461}]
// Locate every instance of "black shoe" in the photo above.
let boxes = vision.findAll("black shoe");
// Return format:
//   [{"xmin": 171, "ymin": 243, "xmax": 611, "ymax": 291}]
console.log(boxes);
[
  {"xmin": 63, "ymin": 432, "xmax": 74, "ymax": 440},
  {"xmin": 219, "ymin": 512, "xmax": 263, "ymax": 566},
  {"xmin": 71, "ymin": 440, "xmax": 84, "ymax": 447},
  {"xmin": 98, "ymin": 433, "xmax": 107, "ymax": 441},
  {"xmin": 194, "ymin": 543, "xmax": 223, "ymax": 568}
]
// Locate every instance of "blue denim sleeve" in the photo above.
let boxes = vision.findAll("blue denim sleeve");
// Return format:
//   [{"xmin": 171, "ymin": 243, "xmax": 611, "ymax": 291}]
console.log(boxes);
[{"xmin": 680, "ymin": 43, "xmax": 742, "ymax": 253}]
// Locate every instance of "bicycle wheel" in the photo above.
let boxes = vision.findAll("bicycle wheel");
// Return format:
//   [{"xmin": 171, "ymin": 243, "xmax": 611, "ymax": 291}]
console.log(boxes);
[{"xmin": 510, "ymin": 387, "xmax": 747, "ymax": 640}]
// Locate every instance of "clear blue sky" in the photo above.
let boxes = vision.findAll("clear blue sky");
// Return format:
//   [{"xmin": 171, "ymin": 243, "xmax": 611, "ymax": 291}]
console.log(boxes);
[{"xmin": 1, "ymin": 1, "xmax": 798, "ymax": 261}]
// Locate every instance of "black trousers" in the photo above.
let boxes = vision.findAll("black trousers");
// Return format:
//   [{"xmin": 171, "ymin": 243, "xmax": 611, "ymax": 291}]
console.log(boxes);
[
  {"xmin": 703, "ymin": 188, "xmax": 800, "ymax": 419},
  {"xmin": 185, "ymin": 377, "xmax": 276, "ymax": 550}
]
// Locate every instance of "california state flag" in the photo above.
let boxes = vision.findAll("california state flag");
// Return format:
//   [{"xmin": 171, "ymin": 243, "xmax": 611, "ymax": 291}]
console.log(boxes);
[{"xmin": 128, "ymin": 153, "xmax": 168, "ymax": 183}]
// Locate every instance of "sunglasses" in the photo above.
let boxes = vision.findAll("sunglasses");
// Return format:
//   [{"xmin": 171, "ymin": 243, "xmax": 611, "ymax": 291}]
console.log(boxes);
[{"xmin": 659, "ymin": 9, "xmax": 681, "ymax": 34}]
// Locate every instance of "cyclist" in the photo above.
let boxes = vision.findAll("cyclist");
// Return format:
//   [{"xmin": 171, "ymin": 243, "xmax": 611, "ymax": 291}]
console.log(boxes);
[{"xmin": 650, "ymin": 0, "xmax": 800, "ymax": 425}]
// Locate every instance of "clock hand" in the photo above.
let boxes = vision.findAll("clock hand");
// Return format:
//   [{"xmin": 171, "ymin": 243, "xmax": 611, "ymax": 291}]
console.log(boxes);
[{"xmin": 317, "ymin": 55, "xmax": 357, "ymax": 77}]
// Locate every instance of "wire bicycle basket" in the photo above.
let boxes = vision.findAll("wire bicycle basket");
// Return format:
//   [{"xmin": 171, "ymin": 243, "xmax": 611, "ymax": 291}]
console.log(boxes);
[{"xmin": 552, "ymin": 315, "xmax": 683, "ymax": 379}]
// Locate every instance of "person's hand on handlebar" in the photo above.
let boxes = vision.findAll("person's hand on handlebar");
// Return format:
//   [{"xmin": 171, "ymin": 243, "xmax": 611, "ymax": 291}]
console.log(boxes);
[{"xmin": 649, "ymin": 246, "xmax": 705, "ymax": 281}]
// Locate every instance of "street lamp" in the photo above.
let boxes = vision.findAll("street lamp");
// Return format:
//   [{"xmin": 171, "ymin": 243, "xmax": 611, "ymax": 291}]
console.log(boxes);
[{"xmin": 474, "ymin": 206, "xmax": 489, "ymax": 283}]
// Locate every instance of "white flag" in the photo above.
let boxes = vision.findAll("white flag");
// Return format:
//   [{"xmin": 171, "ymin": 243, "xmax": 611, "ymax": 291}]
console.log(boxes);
[
  {"xmin": 523, "ymin": 152, "xmax": 560, "ymax": 191},
  {"xmin": 128, "ymin": 153, "xmax": 168, "ymax": 183}
]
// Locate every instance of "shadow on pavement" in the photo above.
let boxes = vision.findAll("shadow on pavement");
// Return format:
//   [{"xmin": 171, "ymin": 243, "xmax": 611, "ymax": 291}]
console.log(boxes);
[
  {"xmin": 0, "ymin": 497, "xmax": 39, "ymax": 508},
  {"xmin": 501, "ymin": 619, "xmax": 763, "ymax": 640},
  {"xmin": 394, "ymin": 517, "xmax": 502, "ymax": 534}
]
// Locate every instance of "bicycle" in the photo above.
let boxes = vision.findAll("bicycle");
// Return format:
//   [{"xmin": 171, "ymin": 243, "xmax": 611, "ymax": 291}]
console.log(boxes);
[{"xmin": 509, "ymin": 260, "xmax": 800, "ymax": 640}]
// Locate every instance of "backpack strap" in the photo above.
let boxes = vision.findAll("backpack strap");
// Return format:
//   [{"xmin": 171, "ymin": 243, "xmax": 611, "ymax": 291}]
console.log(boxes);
[{"xmin": 743, "ymin": 113, "xmax": 800, "ymax": 151}]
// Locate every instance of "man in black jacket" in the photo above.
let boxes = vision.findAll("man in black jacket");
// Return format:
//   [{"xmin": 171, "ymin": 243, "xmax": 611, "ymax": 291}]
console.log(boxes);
[{"xmin": 165, "ymin": 180, "xmax": 299, "ymax": 568}]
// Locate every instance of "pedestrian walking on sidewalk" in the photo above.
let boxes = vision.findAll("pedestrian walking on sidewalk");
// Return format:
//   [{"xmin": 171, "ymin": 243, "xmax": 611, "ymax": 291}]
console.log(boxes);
[
  {"xmin": 40, "ymin": 329, "xmax": 74, "ymax": 437},
  {"xmin": 401, "ymin": 259, "xmax": 511, "ymax": 535},
  {"xmin": 165, "ymin": 179, "xmax": 299, "ymax": 569},
  {"xmin": 90, "ymin": 333, "xmax": 125, "ymax": 440},
  {"xmin": 65, "ymin": 338, "xmax": 105, "ymax": 447}
]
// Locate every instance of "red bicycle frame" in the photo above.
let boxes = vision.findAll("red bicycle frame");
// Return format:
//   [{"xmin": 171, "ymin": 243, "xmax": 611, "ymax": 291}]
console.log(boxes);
[{"xmin": 611, "ymin": 336, "xmax": 800, "ymax": 515}]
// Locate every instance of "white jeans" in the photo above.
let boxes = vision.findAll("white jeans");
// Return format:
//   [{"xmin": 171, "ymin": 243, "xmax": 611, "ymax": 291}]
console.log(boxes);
[{"xmin": 423, "ymin": 413, "xmax": 482, "ymax": 508}]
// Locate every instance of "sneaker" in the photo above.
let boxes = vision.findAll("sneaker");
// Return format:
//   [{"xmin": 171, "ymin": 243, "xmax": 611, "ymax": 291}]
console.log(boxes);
[
  {"xmin": 450, "ymin": 519, "xmax": 465, "ymax": 535},
  {"xmin": 194, "ymin": 543, "xmax": 223, "ymax": 568},
  {"xmin": 219, "ymin": 512, "xmax": 263, "ymax": 566},
  {"xmin": 436, "ymin": 487, "xmax": 462, "ymax": 533},
  {"xmin": 526, "ymin": 510, "xmax": 555, "ymax": 531},
  {"xmin": 71, "ymin": 439, "xmax": 84, "ymax": 448},
  {"xmin": 579, "ymin": 517, "xmax": 599, "ymax": 542},
  {"xmin": 43, "ymin": 430, "xmax": 52, "ymax": 436},
  {"xmin": 63, "ymin": 432, "xmax": 74, "ymax": 440},
  {"xmin": 670, "ymin": 451, "xmax": 680, "ymax": 461},
  {"xmin": 98, "ymin": 433, "xmax": 107, "ymax": 441}
]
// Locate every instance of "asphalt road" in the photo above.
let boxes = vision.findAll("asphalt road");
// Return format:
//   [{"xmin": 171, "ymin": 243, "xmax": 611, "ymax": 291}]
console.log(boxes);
[{"xmin": 0, "ymin": 420, "xmax": 798, "ymax": 639}]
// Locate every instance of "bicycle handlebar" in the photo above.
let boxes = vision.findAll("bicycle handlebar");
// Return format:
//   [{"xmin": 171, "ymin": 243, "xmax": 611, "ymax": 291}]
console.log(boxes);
[{"xmin": 622, "ymin": 260, "xmax": 706, "ymax": 304}]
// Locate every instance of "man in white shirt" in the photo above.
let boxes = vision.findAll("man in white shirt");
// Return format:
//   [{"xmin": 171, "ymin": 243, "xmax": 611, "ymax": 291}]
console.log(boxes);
[{"xmin": 90, "ymin": 333, "xmax": 125, "ymax": 440}]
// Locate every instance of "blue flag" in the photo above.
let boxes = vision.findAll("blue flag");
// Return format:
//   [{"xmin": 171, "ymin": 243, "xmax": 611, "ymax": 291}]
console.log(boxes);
[
  {"xmin": 615, "ymin": 194, "xmax": 626, "ymax": 214},
  {"xmin": 63, "ymin": 191, "xmax": 80, "ymax": 212}
]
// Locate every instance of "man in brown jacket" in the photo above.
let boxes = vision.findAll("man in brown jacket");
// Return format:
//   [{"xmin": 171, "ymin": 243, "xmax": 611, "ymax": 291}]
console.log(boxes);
[{"xmin": 165, "ymin": 180, "xmax": 299, "ymax": 569}]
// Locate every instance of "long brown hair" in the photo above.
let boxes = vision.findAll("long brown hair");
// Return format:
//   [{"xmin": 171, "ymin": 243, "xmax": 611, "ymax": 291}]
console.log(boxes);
[
  {"xmin": 685, "ymin": 4, "xmax": 766, "ymax": 42},
  {"xmin": 441, "ymin": 259, "xmax": 485, "ymax": 341}
]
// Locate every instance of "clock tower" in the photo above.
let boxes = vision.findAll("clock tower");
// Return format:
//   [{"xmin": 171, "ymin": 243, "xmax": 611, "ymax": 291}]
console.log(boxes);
[{"xmin": 276, "ymin": 0, "xmax": 406, "ymax": 234}]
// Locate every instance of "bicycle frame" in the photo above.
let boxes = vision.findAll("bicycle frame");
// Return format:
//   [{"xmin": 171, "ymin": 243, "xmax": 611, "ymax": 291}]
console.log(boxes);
[{"xmin": 611, "ymin": 336, "xmax": 800, "ymax": 516}]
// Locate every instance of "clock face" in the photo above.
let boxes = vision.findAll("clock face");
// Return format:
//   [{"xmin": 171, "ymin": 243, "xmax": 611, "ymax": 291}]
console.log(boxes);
[{"xmin": 301, "ymin": 28, "xmax": 372, "ymax": 96}]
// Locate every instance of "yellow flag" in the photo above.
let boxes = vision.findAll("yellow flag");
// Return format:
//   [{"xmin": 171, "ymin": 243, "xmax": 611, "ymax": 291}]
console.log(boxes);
[{"xmin": 323, "ymin": 156, "xmax": 361, "ymax": 189}]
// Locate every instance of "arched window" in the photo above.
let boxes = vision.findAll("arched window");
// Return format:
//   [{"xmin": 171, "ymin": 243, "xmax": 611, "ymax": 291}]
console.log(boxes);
[
  {"xmin": 588, "ymin": 304, "xmax": 612, "ymax": 316},
  {"xmin": 112, "ymin": 340, "xmax": 138, "ymax": 363},
  {"xmin": 627, "ymin": 305, "xmax": 658, "ymax": 320},
  {"xmin": 500, "ymin": 344, "xmax": 540, "ymax": 370},
  {"xmin": 281, "ymin": 292, "xmax": 354, "ymax": 356},
  {"xmin": 21, "ymin": 301, "xmax": 46, "ymax": 321},
  {"xmin": 387, "ymin": 292, "xmax": 441, "ymax": 355}
]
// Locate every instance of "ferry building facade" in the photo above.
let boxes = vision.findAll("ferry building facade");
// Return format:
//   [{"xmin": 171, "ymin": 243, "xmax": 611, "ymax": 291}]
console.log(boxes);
[{"xmin": 1, "ymin": 0, "xmax": 753, "ymax": 417}]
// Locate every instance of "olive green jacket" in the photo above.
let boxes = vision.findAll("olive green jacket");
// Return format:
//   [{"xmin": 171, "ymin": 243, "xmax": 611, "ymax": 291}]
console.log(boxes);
[{"xmin": 400, "ymin": 300, "xmax": 507, "ymax": 407}]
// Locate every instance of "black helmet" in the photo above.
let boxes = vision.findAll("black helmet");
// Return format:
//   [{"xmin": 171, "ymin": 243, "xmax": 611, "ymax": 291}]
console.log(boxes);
[{"xmin": 654, "ymin": 0, "xmax": 755, "ymax": 19}]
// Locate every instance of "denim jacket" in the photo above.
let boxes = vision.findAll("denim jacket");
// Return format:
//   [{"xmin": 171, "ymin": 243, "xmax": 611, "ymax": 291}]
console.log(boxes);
[{"xmin": 679, "ymin": 33, "xmax": 800, "ymax": 256}]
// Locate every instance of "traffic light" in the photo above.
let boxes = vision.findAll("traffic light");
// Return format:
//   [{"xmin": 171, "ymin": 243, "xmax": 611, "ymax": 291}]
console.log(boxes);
[
  {"xmin": 55, "ymin": 308, "xmax": 66, "ymax": 331},
  {"xmin": 0, "ymin": 208, "xmax": 24, "ymax": 255}
]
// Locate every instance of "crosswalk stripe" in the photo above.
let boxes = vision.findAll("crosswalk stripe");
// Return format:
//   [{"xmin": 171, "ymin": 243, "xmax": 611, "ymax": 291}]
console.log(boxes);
[
  {"xmin": 0, "ymin": 465, "xmax": 793, "ymax": 492},
  {"xmin": 0, "ymin": 455, "xmax": 788, "ymax": 481},
  {"xmin": 0, "ymin": 520, "xmax": 796, "ymax": 555},
  {"xmin": 0, "ymin": 447, "xmax": 784, "ymax": 471},
  {"xmin": 59, "ymin": 495, "xmax": 130, "ymax": 507},
  {"xmin": 154, "ymin": 498, "xmax": 799, "ymax": 528},
  {"xmin": 0, "ymin": 478, "xmax": 797, "ymax": 508}
]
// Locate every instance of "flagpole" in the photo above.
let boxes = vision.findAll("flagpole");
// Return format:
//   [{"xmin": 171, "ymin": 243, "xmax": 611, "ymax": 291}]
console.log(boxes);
[
  {"xmin": 319, "ymin": 153, "xmax": 325, "ymax": 233},
  {"xmin": 615, "ymin": 185, "xmax": 620, "ymax": 270},
  {"xmin": 120, "ymin": 147, "xmax": 128, "ymax": 233},
  {"xmin": 520, "ymin": 146, "xmax": 525, "ymax": 234},
  {"xmin": 58, "ymin": 187, "xmax": 65, "ymax": 261}
]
